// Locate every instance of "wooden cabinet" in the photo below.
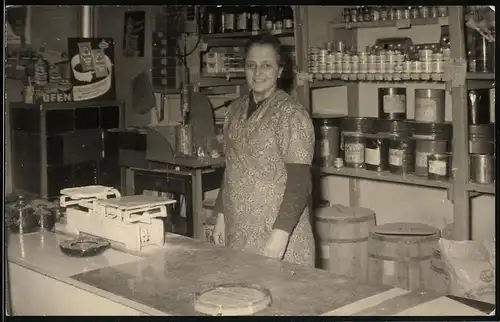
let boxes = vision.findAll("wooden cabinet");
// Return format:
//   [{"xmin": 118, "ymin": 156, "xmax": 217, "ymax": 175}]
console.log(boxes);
[{"xmin": 10, "ymin": 101, "xmax": 124, "ymax": 197}]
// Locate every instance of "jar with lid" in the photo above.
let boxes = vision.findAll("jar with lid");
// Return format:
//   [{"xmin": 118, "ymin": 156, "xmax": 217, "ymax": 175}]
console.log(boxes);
[
  {"xmin": 351, "ymin": 54, "xmax": 360, "ymax": 74},
  {"xmin": 362, "ymin": 6, "xmax": 371, "ymax": 22},
  {"xmin": 9, "ymin": 196, "xmax": 38, "ymax": 234},
  {"xmin": 265, "ymin": 7, "xmax": 274, "ymax": 30},
  {"xmin": 222, "ymin": 6, "xmax": 235, "ymax": 33},
  {"xmin": 437, "ymin": 6, "xmax": 448, "ymax": 17},
  {"xmin": 430, "ymin": 6, "xmax": 439, "ymax": 18},
  {"xmin": 250, "ymin": 6, "xmax": 261, "ymax": 32},
  {"xmin": 350, "ymin": 7, "xmax": 359, "ymax": 23},
  {"xmin": 389, "ymin": 7, "xmax": 398, "ymax": 20},
  {"xmin": 371, "ymin": 6, "xmax": 381, "ymax": 21},
  {"xmin": 357, "ymin": 6, "xmax": 365, "ymax": 23},
  {"xmin": 379, "ymin": 6, "xmax": 389, "ymax": 20},
  {"xmin": 403, "ymin": 6, "xmax": 411, "ymax": 20},
  {"xmin": 419, "ymin": 6, "xmax": 430, "ymax": 19},
  {"xmin": 410, "ymin": 6, "xmax": 420, "ymax": 19},
  {"xmin": 343, "ymin": 7, "xmax": 352, "ymax": 23},
  {"xmin": 236, "ymin": 6, "xmax": 250, "ymax": 32},
  {"xmin": 282, "ymin": 6, "xmax": 294, "ymax": 29}
]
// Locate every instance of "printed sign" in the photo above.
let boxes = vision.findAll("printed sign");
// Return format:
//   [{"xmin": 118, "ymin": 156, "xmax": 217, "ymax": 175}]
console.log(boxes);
[{"xmin": 67, "ymin": 37, "xmax": 116, "ymax": 102}]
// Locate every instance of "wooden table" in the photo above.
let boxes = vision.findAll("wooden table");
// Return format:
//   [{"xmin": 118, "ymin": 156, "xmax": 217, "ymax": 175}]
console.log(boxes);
[
  {"xmin": 8, "ymin": 232, "xmax": 494, "ymax": 316},
  {"xmin": 125, "ymin": 157, "xmax": 224, "ymax": 239}
]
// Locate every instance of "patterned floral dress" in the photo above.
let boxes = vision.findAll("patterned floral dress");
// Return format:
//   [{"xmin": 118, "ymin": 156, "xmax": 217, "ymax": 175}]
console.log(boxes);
[{"xmin": 222, "ymin": 89, "xmax": 315, "ymax": 267}]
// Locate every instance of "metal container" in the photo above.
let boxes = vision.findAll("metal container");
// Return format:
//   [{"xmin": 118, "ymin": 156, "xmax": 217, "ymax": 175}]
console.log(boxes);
[
  {"xmin": 414, "ymin": 89, "xmax": 446, "ymax": 123},
  {"xmin": 470, "ymin": 154, "xmax": 495, "ymax": 184},
  {"xmin": 378, "ymin": 88, "xmax": 407, "ymax": 120},
  {"xmin": 35, "ymin": 205, "xmax": 56, "ymax": 232},
  {"xmin": 411, "ymin": 121, "xmax": 452, "ymax": 141},
  {"xmin": 341, "ymin": 117, "xmax": 376, "ymax": 134},
  {"xmin": 427, "ymin": 153, "xmax": 451, "ymax": 181},
  {"xmin": 414, "ymin": 139, "xmax": 448, "ymax": 176},
  {"xmin": 467, "ymin": 89, "xmax": 491, "ymax": 125},
  {"xmin": 313, "ymin": 117, "xmax": 342, "ymax": 167},
  {"xmin": 469, "ymin": 124, "xmax": 495, "ymax": 154},
  {"xmin": 343, "ymin": 133, "xmax": 366, "ymax": 169},
  {"xmin": 388, "ymin": 137, "xmax": 415, "ymax": 174},
  {"xmin": 365, "ymin": 135, "xmax": 390, "ymax": 172},
  {"xmin": 8, "ymin": 197, "xmax": 38, "ymax": 235}
]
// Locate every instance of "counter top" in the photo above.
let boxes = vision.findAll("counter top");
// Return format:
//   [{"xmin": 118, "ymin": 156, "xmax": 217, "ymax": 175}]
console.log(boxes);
[{"xmin": 7, "ymin": 232, "xmax": 493, "ymax": 316}]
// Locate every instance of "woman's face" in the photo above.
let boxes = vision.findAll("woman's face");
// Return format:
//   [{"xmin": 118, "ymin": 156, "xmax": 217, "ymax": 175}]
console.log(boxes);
[{"xmin": 245, "ymin": 44, "xmax": 283, "ymax": 95}]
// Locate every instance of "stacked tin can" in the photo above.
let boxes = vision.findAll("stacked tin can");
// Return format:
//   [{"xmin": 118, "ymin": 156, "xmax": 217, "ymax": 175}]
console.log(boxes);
[{"xmin": 468, "ymin": 89, "xmax": 495, "ymax": 185}]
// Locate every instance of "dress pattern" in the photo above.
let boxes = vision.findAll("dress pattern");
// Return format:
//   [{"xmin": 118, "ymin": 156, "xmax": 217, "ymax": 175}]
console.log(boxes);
[{"xmin": 222, "ymin": 89, "xmax": 316, "ymax": 267}]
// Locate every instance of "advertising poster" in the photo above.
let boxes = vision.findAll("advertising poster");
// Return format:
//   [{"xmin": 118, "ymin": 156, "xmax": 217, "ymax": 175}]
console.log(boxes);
[
  {"xmin": 123, "ymin": 11, "xmax": 145, "ymax": 57},
  {"xmin": 67, "ymin": 37, "xmax": 116, "ymax": 102}
]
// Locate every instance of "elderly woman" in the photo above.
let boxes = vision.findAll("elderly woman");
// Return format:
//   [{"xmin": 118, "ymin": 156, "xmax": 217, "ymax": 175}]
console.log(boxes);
[{"xmin": 212, "ymin": 34, "xmax": 315, "ymax": 267}]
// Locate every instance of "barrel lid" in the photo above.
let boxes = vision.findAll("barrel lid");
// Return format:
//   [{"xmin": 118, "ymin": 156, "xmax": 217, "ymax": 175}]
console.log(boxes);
[
  {"xmin": 194, "ymin": 283, "xmax": 272, "ymax": 316},
  {"xmin": 315, "ymin": 204, "xmax": 375, "ymax": 221},
  {"xmin": 372, "ymin": 222, "xmax": 440, "ymax": 237}
]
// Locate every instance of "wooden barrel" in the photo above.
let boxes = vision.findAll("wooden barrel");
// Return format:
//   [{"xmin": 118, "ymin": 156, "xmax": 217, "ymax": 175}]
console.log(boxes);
[
  {"xmin": 315, "ymin": 204, "xmax": 376, "ymax": 281},
  {"xmin": 367, "ymin": 222, "xmax": 440, "ymax": 291}
]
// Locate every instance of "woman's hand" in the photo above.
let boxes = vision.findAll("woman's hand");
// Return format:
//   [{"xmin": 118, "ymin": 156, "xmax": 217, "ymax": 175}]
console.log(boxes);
[
  {"xmin": 263, "ymin": 229, "xmax": 290, "ymax": 259},
  {"xmin": 213, "ymin": 213, "xmax": 225, "ymax": 246}
]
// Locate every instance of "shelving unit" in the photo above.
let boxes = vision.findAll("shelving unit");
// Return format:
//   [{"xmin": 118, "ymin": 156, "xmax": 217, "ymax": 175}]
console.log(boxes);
[{"xmin": 294, "ymin": 6, "xmax": 495, "ymax": 240}]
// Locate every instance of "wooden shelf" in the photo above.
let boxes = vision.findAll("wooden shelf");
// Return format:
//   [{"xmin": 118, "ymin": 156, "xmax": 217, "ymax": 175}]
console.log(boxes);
[
  {"xmin": 317, "ymin": 167, "xmax": 452, "ymax": 189},
  {"xmin": 467, "ymin": 182, "xmax": 495, "ymax": 195},
  {"xmin": 466, "ymin": 72, "xmax": 495, "ymax": 80},
  {"xmin": 201, "ymin": 29, "xmax": 294, "ymax": 39},
  {"xmin": 330, "ymin": 17, "xmax": 449, "ymax": 30},
  {"xmin": 309, "ymin": 79, "xmax": 346, "ymax": 89}
]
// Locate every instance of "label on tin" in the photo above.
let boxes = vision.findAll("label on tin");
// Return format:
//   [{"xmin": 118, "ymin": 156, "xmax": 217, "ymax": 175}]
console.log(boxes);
[
  {"xmin": 429, "ymin": 160, "xmax": 447, "ymax": 176},
  {"xmin": 317, "ymin": 139, "xmax": 330, "ymax": 157},
  {"xmin": 365, "ymin": 147, "xmax": 380, "ymax": 165},
  {"xmin": 416, "ymin": 151, "xmax": 432, "ymax": 168},
  {"xmin": 415, "ymin": 98, "xmax": 439, "ymax": 122},
  {"xmin": 345, "ymin": 143, "xmax": 364, "ymax": 163},
  {"xmin": 389, "ymin": 149, "xmax": 403, "ymax": 166},
  {"xmin": 383, "ymin": 94, "xmax": 406, "ymax": 113}
]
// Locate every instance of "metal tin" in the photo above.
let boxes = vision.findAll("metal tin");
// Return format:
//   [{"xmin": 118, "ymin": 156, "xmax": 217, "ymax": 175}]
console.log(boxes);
[
  {"xmin": 341, "ymin": 117, "xmax": 376, "ymax": 134},
  {"xmin": 378, "ymin": 88, "xmax": 407, "ymax": 120},
  {"xmin": 365, "ymin": 135, "xmax": 390, "ymax": 172},
  {"xmin": 411, "ymin": 121, "xmax": 452, "ymax": 141},
  {"xmin": 313, "ymin": 117, "xmax": 342, "ymax": 167},
  {"xmin": 411, "ymin": 61, "xmax": 422, "ymax": 73},
  {"xmin": 421, "ymin": 61, "xmax": 432, "ymax": 73},
  {"xmin": 414, "ymin": 139, "xmax": 448, "ymax": 176},
  {"xmin": 376, "ymin": 119, "xmax": 412, "ymax": 137},
  {"xmin": 343, "ymin": 133, "xmax": 365, "ymax": 169},
  {"xmin": 368, "ymin": 55, "xmax": 377, "ymax": 73},
  {"xmin": 467, "ymin": 89, "xmax": 491, "ymax": 125},
  {"xmin": 388, "ymin": 137, "xmax": 415, "ymax": 174},
  {"xmin": 414, "ymin": 89, "xmax": 446, "ymax": 123},
  {"xmin": 470, "ymin": 154, "xmax": 495, "ymax": 184},
  {"xmin": 469, "ymin": 124, "xmax": 495, "ymax": 154},
  {"xmin": 427, "ymin": 153, "xmax": 450, "ymax": 180},
  {"xmin": 431, "ymin": 60, "xmax": 444, "ymax": 73}
]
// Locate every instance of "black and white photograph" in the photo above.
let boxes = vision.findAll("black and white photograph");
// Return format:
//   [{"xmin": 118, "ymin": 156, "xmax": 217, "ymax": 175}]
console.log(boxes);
[{"xmin": 4, "ymin": 5, "xmax": 496, "ymax": 318}]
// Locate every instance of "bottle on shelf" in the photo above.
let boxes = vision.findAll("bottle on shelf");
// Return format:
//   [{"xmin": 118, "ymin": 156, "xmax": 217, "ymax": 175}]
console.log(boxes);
[
  {"xmin": 274, "ymin": 6, "xmax": 284, "ymax": 31},
  {"xmin": 202, "ymin": 6, "xmax": 216, "ymax": 34},
  {"xmin": 236, "ymin": 6, "xmax": 249, "ymax": 32},
  {"xmin": 223, "ymin": 6, "xmax": 235, "ymax": 33},
  {"xmin": 216, "ymin": 6, "xmax": 225, "ymax": 33},
  {"xmin": 250, "ymin": 6, "xmax": 261, "ymax": 32},
  {"xmin": 265, "ymin": 7, "xmax": 274, "ymax": 30},
  {"xmin": 283, "ymin": 6, "xmax": 294, "ymax": 29}
]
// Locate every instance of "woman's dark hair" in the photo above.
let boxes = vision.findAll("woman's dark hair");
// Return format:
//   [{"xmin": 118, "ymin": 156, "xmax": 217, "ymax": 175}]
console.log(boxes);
[{"xmin": 244, "ymin": 34, "xmax": 284, "ymax": 66}]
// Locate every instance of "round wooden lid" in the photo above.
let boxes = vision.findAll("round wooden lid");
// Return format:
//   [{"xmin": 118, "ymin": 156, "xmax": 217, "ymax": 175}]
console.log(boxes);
[
  {"xmin": 194, "ymin": 283, "xmax": 272, "ymax": 316},
  {"xmin": 315, "ymin": 204, "xmax": 375, "ymax": 222},
  {"xmin": 372, "ymin": 222, "xmax": 440, "ymax": 237}
]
